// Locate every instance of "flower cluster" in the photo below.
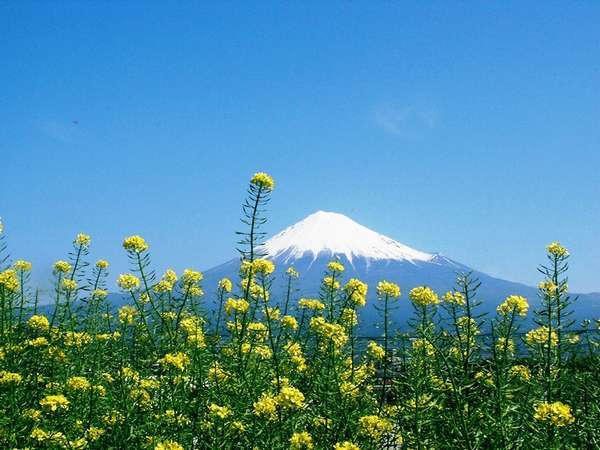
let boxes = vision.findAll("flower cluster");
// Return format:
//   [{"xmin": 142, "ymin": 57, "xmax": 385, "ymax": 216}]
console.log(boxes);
[
  {"xmin": 534, "ymin": 401, "xmax": 575, "ymax": 427},
  {"xmin": 496, "ymin": 295, "xmax": 529, "ymax": 316},
  {"xmin": 250, "ymin": 172, "xmax": 275, "ymax": 190},
  {"xmin": 408, "ymin": 286, "xmax": 439, "ymax": 306},
  {"xmin": 376, "ymin": 281, "xmax": 401, "ymax": 298},
  {"xmin": 123, "ymin": 235, "xmax": 149, "ymax": 253}
]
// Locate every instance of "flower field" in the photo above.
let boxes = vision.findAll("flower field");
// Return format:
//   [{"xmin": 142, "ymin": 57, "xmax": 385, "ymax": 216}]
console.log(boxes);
[{"xmin": 0, "ymin": 173, "xmax": 599, "ymax": 449}]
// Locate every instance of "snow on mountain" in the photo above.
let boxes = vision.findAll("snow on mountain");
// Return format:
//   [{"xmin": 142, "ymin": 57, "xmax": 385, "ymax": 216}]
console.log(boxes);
[{"xmin": 263, "ymin": 211, "xmax": 433, "ymax": 264}]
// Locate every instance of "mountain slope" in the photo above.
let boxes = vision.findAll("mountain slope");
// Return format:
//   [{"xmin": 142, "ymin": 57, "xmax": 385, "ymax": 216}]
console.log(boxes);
[{"xmin": 201, "ymin": 211, "xmax": 600, "ymax": 333}]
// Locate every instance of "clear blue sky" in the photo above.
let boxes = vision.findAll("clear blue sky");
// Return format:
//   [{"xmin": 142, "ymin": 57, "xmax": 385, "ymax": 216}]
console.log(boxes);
[{"xmin": 1, "ymin": 2, "xmax": 599, "ymax": 292}]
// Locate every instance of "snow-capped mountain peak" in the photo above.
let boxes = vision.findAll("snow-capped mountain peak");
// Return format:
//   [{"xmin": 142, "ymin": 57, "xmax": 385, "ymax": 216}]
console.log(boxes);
[{"xmin": 263, "ymin": 210, "xmax": 434, "ymax": 264}]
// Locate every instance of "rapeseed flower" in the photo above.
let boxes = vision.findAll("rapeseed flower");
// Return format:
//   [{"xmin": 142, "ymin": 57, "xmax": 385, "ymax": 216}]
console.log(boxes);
[
  {"xmin": 546, "ymin": 242, "xmax": 569, "ymax": 258},
  {"xmin": 377, "ymin": 280, "xmax": 401, "ymax": 298},
  {"xmin": 334, "ymin": 442, "xmax": 360, "ymax": 450},
  {"xmin": 358, "ymin": 415, "xmax": 392, "ymax": 440},
  {"xmin": 250, "ymin": 172, "xmax": 275, "ymax": 190},
  {"xmin": 409, "ymin": 286, "xmax": 439, "ymax": 306},
  {"xmin": 253, "ymin": 392, "xmax": 277, "ymax": 419},
  {"xmin": 497, "ymin": 295, "xmax": 529, "ymax": 316},
  {"xmin": 159, "ymin": 352, "xmax": 190, "ymax": 371},
  {"xmin": 526, "ymin": 326, "xmax": 558, "ymax": 347},
  {"xmin": 117, "ymin": 273, "xmax": 140, "ymax": 291},
  {"xmin": 95, "ymin": 259, "xmax": 109, "ymax": 269},
  {"xmin": 154, "ymin": 441, "xmax": 184, "ymax": 450},
  {"xmin": 367, "ymin": 341, "xmax": 385, "ymax": 360},
  {"xmin": 328, "ymin": 260, "xmax": 345, "ymax": 273},
  {"xmin": 75, "ymin": 233, "xmax": 91, "ymax": 248},
  {"xmin": 40, "ymin": 394, "xmax": 70, "ymax": 412},
  {"xmin": 534, "ymin": 401, "xmax": 575, "ymax": 427},
  {"xmin": 28, "ymin": 314, "xmax": 50, "ymax": 331},
  {"xmin": 62, "ymin": 278, "xmax": 78, "ymax": 291},
  {"xmin": 344, "ymin": 278, "xmax": 368, "ymax": 306},
  {"xmin": 123, "ymin": 235, "xmax": 149, "ymax": 253},
  {"xmin": 298, "ymin": 298, "xmax": 325, "ymax": 311},
  {"xmin": 53, "ymin": 260, "xmax": 72, "ymax": 274},
  {"xmin": 0, "ymin": 269, "xmax": 19, "ymax": 292},
  {"xmin": 209, "ymin": 403, "xmax": 233, "ymax": 419},
  {"xmin": 14, "ymin": 259, "xmax": 32, "ymax": 271},
  {"xmin": 218, "ymin": 277, "xmax": 233, "ymax": 292},
  {"xmin": 290, "ymin": 431, "xmax": 314, "ymax": 450}
]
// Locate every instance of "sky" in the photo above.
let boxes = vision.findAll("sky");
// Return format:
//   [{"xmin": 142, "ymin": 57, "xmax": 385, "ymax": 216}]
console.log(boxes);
[{"xmin": 1, "ymin": 1, "xmax": 599, "ymax": 293}]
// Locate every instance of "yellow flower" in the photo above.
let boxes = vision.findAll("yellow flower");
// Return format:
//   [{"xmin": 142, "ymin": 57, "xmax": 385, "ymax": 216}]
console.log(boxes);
[
  {"xmin": 252, "ymin": 258, "xmax": 275, "ymax": 275},
  {"xmin": 0, "ymin": 370, "xmax": 22, "ymax": 384},
  {"xmin": 358, "ymin": 415, "xmax": 392, "ymax": 440},
  {"xmin": 408, "ymin": 286, "xmax": 439, "ymax": 306},
  {"xmin": 28, "ymin": 314, "xmax": 50, "ymax": 331},
  {"xmin": 158, "ymin": 352, "xmax": 190, "ymax": 371},
  {"xmin": 546, "ymin": 242, "xmax": 569, "ymax": 258},
  {"xmin": 180, "ymin": 316, "xmax": 206, "ymax": 348},
  {"xmin": 341, "ymin": 308, "xmax": 358, "ymax": 326},
  {"xmin": 377, "ymin": 281, "xmax": 401, "ymax": 298},
  {"xmin": 310, "ymin": 317, "xmax": 348, "ymax": 349},
  {"xmin": 290, "ymin": 431, "xmax": 314, "ymax": 450},
  {"xmin": 123, "ymin": 235, "xmax": 149, "ymax": 253},
  {"xmin": 250, "ymin": 172, "xmax": 275, "ymax": 190},
  {"xmin": 509, "ymin": 365, "xmax": 531, "ymax": 381},
  {"xmin": 443, "ymin": 291, "xmax": 465, "ymax": 306},
  {"xmin": 276, "ymin": 386, "xmax": 305, "ymax": 409},
  {"xmin": 75, "ymin": 233, "xmax": 91, "ymax": 248},
  {"xmin": 118, "ymin": 305, "xmax": 138, "ymax": 325},
  {"xmin": 117, "ymin": 273, "xmax": 141, "ymax": 291},
  {"xmin": 334, "ymin": 442, "xmax": 360, "ymax": 450},
  {"xmin": 154, "ymin": 440, "xmax": 184, "ymax": 450},
  {"xmin": 367, "ymin": 341, "xmax": 385, "ymax": 360},
  {"xmin": 23, "ymin": 408, "xmax": 42, "ymax": 421},
  {"xmin": 286, "ymin": 267, "xmax": 299, "ymax": 278},
  {"xmin": 0, "ymin": 269, "xmax": 19, "ymax": 292},
  {"xmin": 27, "ymin": 336, "xmax": 49, "ymax": 347},
  {"xmin": 253, "ymin": 392, "xmax": 277, "ymax": 419},
  {"xmin": 264, "ymin": 306, "xmax": 280, "ymax": 320},
  {"xmin": 496, "ymin": 295, "xmax": 529, "ymax": 316},
  {"xmin": 534, "ymin": 401, "xmax": 575, "ymax": 427},
  {"xmin": 328, "ymin": 261, "xmax": 345, "ymax": 273},
  {"xmin": 183, "ymin": 269, "xmax": 203, "ymax": 285},
  {"xmin": 496, "ymin": 337, "xmax": 515, "ymax": 354},
  {"xmin": 14, "ymin": 259, "xmax": 32, "ymax": 271},
  {"xmin": 285, "ymin": 342, "xmax": 307, "ymax": 372},
  {"xmin": 153, "ymin": 279, "xmax": 173, "ymax": 293},
  {"xmin": 40, "ymin": 394, "xmax": 70, "ymax": 412},
  {"xmin": 86, "ymin": 427, "xmax": 105, "ymax": 441},
  {"xmin": 412, "ymin": 338, "xmax": 435, "ymax": 357},
  {"xmin": 526, "ymin": 326, "xmax": 558, "ymax": 347},
  {"xmin": 67, "ymin": 376, "xmax": 91, "ymax": 391},
  {"xmin": 344, "ymin": 278, "xmax": 368, "ymax": 307},
  {"xmin": 298, "ymin": 298, "xmax": 325, "ymax": 311},
  {"xmin": 92, "ymin": 289, "xmax": 108, "ymax": 299},
  {"xmin": 323, "ymin": 276, "xmax": 340, "ymax": 290},
  {"xmin": 218, "ymin": 277, "xmax": 233, "ymax": 292},
  {"xmin": 224, "ymin": 298, "xmax": 250, "ymax": 315},
  {"xmin": 209, "ymin": 403, "xmax": 233, "ymax": 420},
  {"xmin": 62, "ymin": 278, "xmax": 78, "ymax": 291},
  {"xmin": 53, "ymin": 260, "xmax": 72, "ymax": 274},
  {"xmin": 538, "ymin": 280, "xmax": 557, "ymax": 293},
  {"xmin": 207, "ymin": 363, "xmax": 230, "ymax": 383},
  {"xmin": 96, "ymin": 259, "xmax": 109, "ymax": 269},
  {"xmin": 281, "ymin": 315, "xmax": 298, "ymax": 330}
]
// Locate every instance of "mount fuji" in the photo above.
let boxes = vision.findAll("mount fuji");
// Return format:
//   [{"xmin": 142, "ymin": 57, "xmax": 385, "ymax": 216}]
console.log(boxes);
[{"xmin": 202, "ymin": 211, "xmax": 600, "ymax": 333}]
